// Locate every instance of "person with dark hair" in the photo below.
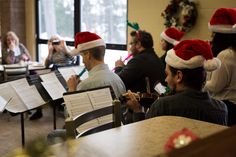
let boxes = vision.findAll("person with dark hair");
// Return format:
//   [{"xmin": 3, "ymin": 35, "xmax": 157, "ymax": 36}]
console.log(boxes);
[
  {"xmin": 2, "ymin": 31, "xmax": 31, "ymax": 64},
  {"xmin": 160, "ymin": 27, "xmax": 184, "ymax": 67},
  {"xmin": 114, "ymin": 30, "xmax": 165, "ymax": 123},
  {"xmin": 114, "ymin": 30, "xmax": 165, "ymax": 94},
  {"xmin": 125, "ymin": 40, "xmax": 228, "ymax": 125},
  {"xmin": 204, "ymin": 8, "xmax": 236, "ymax": 126}
]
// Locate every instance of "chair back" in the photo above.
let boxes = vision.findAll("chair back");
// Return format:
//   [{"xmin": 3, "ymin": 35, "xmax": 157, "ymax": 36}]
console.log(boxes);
[
  {"xmin": 3, "ymin": 64, "xmax": 29, "ymax": 81},
  {"xmin": 65, "ymin": 99, "xmax": 121, "ymax": 138}
]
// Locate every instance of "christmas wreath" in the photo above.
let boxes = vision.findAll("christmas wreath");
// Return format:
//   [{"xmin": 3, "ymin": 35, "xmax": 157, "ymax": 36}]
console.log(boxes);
[{"xmin": 161, "ymin": 0, "xmax": 198, "ymax": 32}]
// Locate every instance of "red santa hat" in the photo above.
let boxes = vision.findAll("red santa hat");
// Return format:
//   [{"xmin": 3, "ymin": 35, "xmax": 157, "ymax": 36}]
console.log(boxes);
[
  {"xmin": 71, "ymin": 31, "xmax": 105, "ymax": 56},
  {"xmin": 208, "ymin": 8, "xmax": 236, "ymax": 33},
  {"xmin": 165, "ymin": 40, "xmax": 221, "ymax": 71},
  {"xmin": 160, "ymin": 27, "xmax": 185, "ymax": 45}
]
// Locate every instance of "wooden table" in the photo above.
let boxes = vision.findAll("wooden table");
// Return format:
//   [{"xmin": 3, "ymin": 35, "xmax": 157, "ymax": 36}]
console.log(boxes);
[{"xmin": 52, "ymin": 116, "xmax": 228, "ymax": 157}]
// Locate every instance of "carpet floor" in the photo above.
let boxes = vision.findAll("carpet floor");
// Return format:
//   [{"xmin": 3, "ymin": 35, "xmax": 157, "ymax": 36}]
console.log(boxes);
[{"xmin": 0, "ymin": 106, "xmax": 65, "ymax": 156}]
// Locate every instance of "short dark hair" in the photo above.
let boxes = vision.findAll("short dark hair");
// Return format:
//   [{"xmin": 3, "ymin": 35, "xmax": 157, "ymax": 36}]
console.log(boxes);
[
  {"xmin": 211, "ymin": 33, "xmax": 236, "ymax": 57},
  {"xmin": 164, "ymin": 40, "xmax": 174, "ymax": 52},
  {"xmin": 85, "ymin": 46, "xmax": 105, "ymax": 61},
  {"xmin": 169, "ymin": 66, "xmax": 206, "ymax": 91},
  {"xmin": 130, "ymin": 30, "xmax": 153, "ymax": 48}
]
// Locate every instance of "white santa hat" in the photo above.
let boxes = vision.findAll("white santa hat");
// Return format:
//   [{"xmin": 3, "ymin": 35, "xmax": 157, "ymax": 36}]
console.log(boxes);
[
  {"xmin": 160, "ymin": 27, "xmax": 185, "ymax": 45},
  {"xmin": 165, "ymin": 40, "xmax": 221, "ymax": 71},
  {"xmin": 71, "ymin": 31, "xmax": 106, "ymax": 56},
  {"xmin": 208, "ymin": 8, "xmax": 236, "ymax": 33}
]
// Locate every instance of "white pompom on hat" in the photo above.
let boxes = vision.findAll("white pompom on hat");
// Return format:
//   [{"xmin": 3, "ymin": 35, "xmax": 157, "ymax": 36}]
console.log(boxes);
[
  {"xmin": 165, "ymin": 40, "xmax": 221, "ymax": 71},
  {"xmin": 160, "ymin": 27, "xmax": 185, "ymax": 45},
  {"xmin": 71, "ymin": 31, "xmax": 106, "ymax": 56},
  {"xmin": 208, "ymin": 8, "xmax": 236, "ymax": 33}
]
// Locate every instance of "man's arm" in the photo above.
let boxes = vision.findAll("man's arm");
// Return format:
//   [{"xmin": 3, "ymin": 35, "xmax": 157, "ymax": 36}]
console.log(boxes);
[{"xmin": 115, "ymin": 57, "xmax": 143, "ymax": 88}]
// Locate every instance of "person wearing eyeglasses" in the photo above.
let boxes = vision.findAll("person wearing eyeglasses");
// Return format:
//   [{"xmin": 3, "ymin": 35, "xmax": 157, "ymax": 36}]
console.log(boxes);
[
  {"xmin": 114, "ymin": 30, "xmax": 165, "ymax": 124},
  {"xmin": 114, "ymin": 30, "xmax": 165, "ymax": 94}
]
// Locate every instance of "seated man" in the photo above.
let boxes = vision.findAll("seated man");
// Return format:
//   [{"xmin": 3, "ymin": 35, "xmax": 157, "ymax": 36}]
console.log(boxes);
[
  {"xmin": 125, "ymin": 40, "xmax": 228, "ymax": 125},
  {"xmin": 67, "ymin": 31, "xmax": 126, "ymax": 98},
  {"xmin": 114, "ymin": 30, "xmax": 166, "ymax": 123},
  {"xmin": 47, "ymin": 31, "xmax": 126, "ymax": 144},
  {"xmin": 114, "ymin": 30, "xmax": 165, "ymax": 93}
]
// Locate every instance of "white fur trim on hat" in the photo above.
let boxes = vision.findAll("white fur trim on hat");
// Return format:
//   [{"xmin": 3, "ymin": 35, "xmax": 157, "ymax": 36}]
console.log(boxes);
[
  {"xmin": 161, "ymin": 32, "xmax": 178, "ymax": 45},
  {"xmin": 203, "ymin": 58, "xmax": 221, "ymax": 71},
  {"xmin": 165, "ymin": 49, "xmax": 222, "ymax": 71},
  {"xmin": 165, "ymin": 49, "xmax": 205, "ymax": 69},
  {"xmin": 70, "ymin": 39, "xmax": 105, "ymax": 56},
  {"xmin": 77, "ymin": 39, "xmax": 105, "ymax": 52},
  {"xmin": 208, "ymin": 23, "xmax": 236, "ymax": 33}
]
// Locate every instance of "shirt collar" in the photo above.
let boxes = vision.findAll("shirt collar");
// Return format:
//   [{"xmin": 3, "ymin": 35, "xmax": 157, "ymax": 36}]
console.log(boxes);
[{"xmin": 88, "ymin": 63, "xmax": 109, "ymax": 76}]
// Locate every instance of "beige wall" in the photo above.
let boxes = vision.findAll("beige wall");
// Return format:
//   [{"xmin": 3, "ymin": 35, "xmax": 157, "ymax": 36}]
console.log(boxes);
[
  {"xmin": 128, "ymin": 0, "xmax": 236, "ymax": 57},
  {"xmin": 25, "ymin": 0, "xmax": 36, "ymax": 61},
  {"xmin": 25, "ymin": 0, "xmax": 236, "ymax": 60}
]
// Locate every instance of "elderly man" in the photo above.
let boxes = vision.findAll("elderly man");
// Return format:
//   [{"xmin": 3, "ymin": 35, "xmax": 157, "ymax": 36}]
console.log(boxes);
[
  {"xmin": 47, "ymin": 32, "xmax": 126, "ymax": 144},
  {"xmin": 68, "ymin": 31, "xmax": 126, "ymax": 98}
]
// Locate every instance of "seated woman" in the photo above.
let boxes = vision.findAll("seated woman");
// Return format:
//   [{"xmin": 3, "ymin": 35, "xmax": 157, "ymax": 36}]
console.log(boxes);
[
  {"xmin": 45, "ymin": 35, "xmax": 75, "ymax": 69},
  {"xmin": 2, "ymin": 31, "xmax": 31, "ymax": 64}
]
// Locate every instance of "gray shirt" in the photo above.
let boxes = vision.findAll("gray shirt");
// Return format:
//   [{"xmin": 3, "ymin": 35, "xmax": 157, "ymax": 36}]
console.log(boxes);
[{"xmin": 77, "ymin": 64, "xmax": 126, "ymax": 98}]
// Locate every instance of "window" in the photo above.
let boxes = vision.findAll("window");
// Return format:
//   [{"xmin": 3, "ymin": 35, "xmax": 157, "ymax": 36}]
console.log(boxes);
[{"xmin": 36, "ymin": 0, "xmax": 128, "ymax": 69}]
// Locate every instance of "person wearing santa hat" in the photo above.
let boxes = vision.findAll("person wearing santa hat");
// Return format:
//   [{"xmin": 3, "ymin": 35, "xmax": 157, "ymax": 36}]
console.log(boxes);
[
  {"xmin": 47, "ymin": 31, "xmax": 126, "ymax": 144},
  {"xmin": 160, "ymin": 27, "xmax": 185, "ymax": 67},
  {"xmin": 67, "ymin": 31, "xmax": 126, "ymax": 99},
  {"xmin": 204, "ymin": 8, "xmax": 236, "ymax": 126},
  {"xmin": 124, "ymin": 39, "xmax": 228, "ymax": 125}
]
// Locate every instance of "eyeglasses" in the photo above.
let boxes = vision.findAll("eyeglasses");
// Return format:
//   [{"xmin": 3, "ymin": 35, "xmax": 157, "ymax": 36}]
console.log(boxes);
[{"xmin": 129, "ymin": 41, "xmax": 137, "ymax": 46}]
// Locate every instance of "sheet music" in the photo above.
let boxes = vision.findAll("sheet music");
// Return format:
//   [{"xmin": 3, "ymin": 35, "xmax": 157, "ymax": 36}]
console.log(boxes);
[
  {"xmin": 63, "ymin": 87, "xmax": 113, "ymax": 132},
  {"xmin": 0, "ymin": 83, "xmax": 27, "ymax": 113},
  {"xmin": 40, "ymin": 72, "xmax": 59, "ymax": 82},
  {"xmin": 63, "ymin": 92, "xmax": 93, "ymax": 119},
  {"xmin": 58, "ymin": 66, "xmax": 88, "ymax": 81},
  {"xmin": 40, "ymin": 72, "xmax": 66, "ymax": 100},
  {"xmin": 0, "ymin": 96, "xmax": 8, "ymax": 112},
  {"xmin": 15, "ymin": 85, "xmax": 45, "ymax": 110},
  {"xmin": 0, "ymin": 79, "xmax": 45, "ymax": 113},
  {"xmin": 0, "ymin": 83, "xmax": 14, "ymax": 102},
  {"xmin": 88, "ymin": 88, "xmax": 113, "ymax": 109},
  {"xmin": 41, "ymin": 81, "xmax": 66, "ymax": 100},
  {"xmin": 9, "ymin": 78, "xmax": 29, "ymax": 88}
]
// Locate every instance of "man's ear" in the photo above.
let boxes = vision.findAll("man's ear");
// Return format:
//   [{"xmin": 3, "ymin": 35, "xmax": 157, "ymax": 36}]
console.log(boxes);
[
  {"xmin": 87, "ymin": 52, "xmax": 92, "ymax": 60},
  {"xmin": 136, "ymin": 41, "xmax": 142, "ymax": 48},
  {"xmin": 176, "ymin": 70, "xmax": 183, "ymax": 83}
]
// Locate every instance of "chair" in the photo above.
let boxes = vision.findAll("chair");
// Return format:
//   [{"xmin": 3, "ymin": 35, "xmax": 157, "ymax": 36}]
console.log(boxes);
[
  {"xmin": 3, "ymin": 64, "xmax": 29, "ymax": 81},
  {"xmin": 65, "ymin": 99, "xmax": 121, "ymax": 139}
]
